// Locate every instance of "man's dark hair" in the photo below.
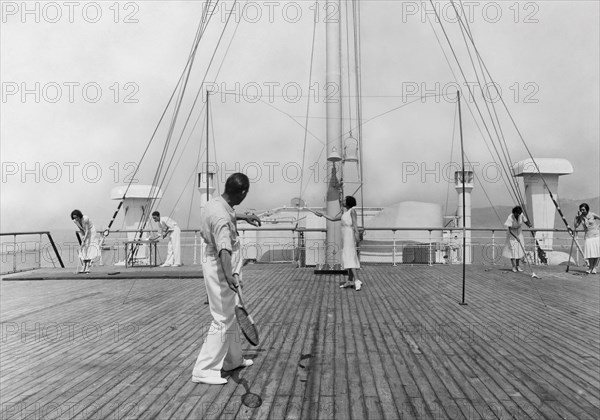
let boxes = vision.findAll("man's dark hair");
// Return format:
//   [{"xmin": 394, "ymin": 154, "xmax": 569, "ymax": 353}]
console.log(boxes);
[
  {"xmin": 71, "ymin": 209, "xmax": 83, "ymax": 219},
  {"xmin": 579, "ymin": 203, "xmax": 590, "ymax": 212},
  {"xmin": 225, "ymin": 173, "xmax": 250, "ymax": 195},
  {"xmin": 152, "ymin": 211, "xmax": 160, "ymax": 217}
]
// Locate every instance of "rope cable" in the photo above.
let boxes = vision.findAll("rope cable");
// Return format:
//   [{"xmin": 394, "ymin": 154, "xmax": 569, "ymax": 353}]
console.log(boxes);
[
  {"xmin": 426, "ymin": 2, "xmax": 523, "ymax": 206},
  {"xmin": 296, "ymin": 0, "xmax": 319, "ymax": 222}
]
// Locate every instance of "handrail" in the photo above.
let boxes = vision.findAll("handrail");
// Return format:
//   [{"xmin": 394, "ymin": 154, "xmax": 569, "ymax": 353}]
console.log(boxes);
[
  {"xmin": 1, "ymin": 231, "xmax": 59, "ymax": 236},
  {"xmin": 0, "ymin": 231, "xmax": 64, "ymax": 272},
  {"xmin": 0, "ymin": 226, "xmax": 580, "ymax": 272},
  {"xmin": 45, "ymin": 233, "xmax": 65, "ymax": 268},
  {"xmin": 96, "ymin": 227, "xmax": 577, "ymax": 234}
]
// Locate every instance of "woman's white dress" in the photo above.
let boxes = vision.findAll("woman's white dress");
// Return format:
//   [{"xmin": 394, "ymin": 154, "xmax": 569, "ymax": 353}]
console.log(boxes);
[
  {"xmin": 581, "ymin": 212, "xmax": 600, "ymax": 258},
  {"xmin": 341, "ymin": 210, "xmax": 360, "ymax": 269},
  {"xmin": 502, "ymin": 213, "xmax": 526, "ymax": 259},
  {"xmin": 75, "ymin": 215, "xmax": 99, "ymax": 261}
]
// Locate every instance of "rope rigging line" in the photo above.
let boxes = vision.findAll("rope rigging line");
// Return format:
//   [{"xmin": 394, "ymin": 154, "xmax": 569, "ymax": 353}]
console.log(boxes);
[
  {"xmin": 428, "ymin": 1, "xmax": 549, "ymax": 264},
  {"xmin": 103, "ymin": 11, "xmax": 209, "ymax": 237},
  {"xmin": 257, "ymin": 98, "xmax": 325, "ymax": 146},
  {"xmin": 125, "ymin": 1, "xmax": 225, "ymax": 264},
  {"xmin": 187, "ymin": 118, "xmax": 208, "ymax": 228},
  {"xmin": 102, "ymin": 4, "xmax": 214, "ymax": 249},
  {"xmin": 159, "ymin": 5, "xmax": 244, "ymax": 225},
  {"xmin": 426, "ymin": 2, "xmax": 524, "ymax": 208},
  {"xmin": 295, "ymin": 0, "xmax": 319, "ymax": 224},
  {"xmin": 352, "ymin": 0, "xmax": 365, "ymax": 228},
  {"xmin": 344, "ymin": 0, "xmax": 354, "ymax": 141},
  {"xmin": 451, "ymin": 0, "xmax": 548, "ymax": 262},
  {"xmin": 448, "ymin": 0, "xmax": 583, "ymax": 258},
  {"xmin": 138, "ymin": 13, "xmax": 210, "ymax": 239},
  {"xmin": 209, "ymin": 101, "xmax": 221, "ymax": 196},
  {"xmin": 452, "ymin": 4, "xmax": 518, "ymax": 198},
  {"xmin": 125, "ymin": 7, "xmax": 214, "ymax": 265},
  {"xmin": 444, "ymin": 101, "xmax": 458, "ymax": 221},
  {"xmin": 133, "ymin": 0, "xmax": 239, "ymax": 242},
  {"xmin": 451, "ymin": 0, "xmax": 525, "ymax": 208},
  {"xmin": 163, "ymin": 107, "xmax": 211, "ymax": 223},
  {"xmin": 425, "ymin": 2, "xmax": 518, "ymax": 201}
]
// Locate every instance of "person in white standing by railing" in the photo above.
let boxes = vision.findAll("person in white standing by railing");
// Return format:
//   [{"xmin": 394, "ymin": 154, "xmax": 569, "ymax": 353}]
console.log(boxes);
[
  {"xmin": 152, "ymin": 211, "xmax": 182, "ymax": 267},
  {"xmin": 312, "ymin": 195, "xmax": 363, "ymax": 291}
]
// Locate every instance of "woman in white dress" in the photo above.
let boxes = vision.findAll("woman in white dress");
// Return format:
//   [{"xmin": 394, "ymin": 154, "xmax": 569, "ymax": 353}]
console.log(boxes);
[
  {"xmin": 574, "ymin": 203, "xmax": 600, "ymax": 274},
  {"xmin": 71, "ymin": 209, "xmax": 99, "ymax": 273},
  {"xmin": 313, "ymin": 196, "xmax": 363, "ymax": 291},
  {"xmin": 502, "ymin": 206, "xmax": 530, "ymax": 273}
]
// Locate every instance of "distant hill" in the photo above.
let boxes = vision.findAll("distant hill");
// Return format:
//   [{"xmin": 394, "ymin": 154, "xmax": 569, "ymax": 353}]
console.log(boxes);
[{"xmin": 471, "ymin": 197, "xmax": 600, "ymax": 229}]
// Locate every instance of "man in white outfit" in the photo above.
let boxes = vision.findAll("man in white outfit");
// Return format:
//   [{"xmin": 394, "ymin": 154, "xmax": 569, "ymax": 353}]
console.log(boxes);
[
  {"xmin": 192, "ymin": 172, "xmax": 261, "ymax": 385},
  {"xmin": 151, "ymin": 211, "xmax": 182, "ymax": 267}
]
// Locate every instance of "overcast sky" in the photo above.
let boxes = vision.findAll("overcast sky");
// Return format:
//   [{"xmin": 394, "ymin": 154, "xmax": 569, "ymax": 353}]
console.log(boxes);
[{"xmin": 1, "ymin": 0, "xmax": 599, "ymax": 232}]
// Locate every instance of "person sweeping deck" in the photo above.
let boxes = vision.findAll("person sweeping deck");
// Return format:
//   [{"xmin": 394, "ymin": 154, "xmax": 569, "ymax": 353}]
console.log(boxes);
[
  {"xmin": 70, "ymin": 209, "xmax": 100, "ymax": 274},
  {"xmin": 502, "ymin": 206, "xmax": 531, "ymax": 273}
]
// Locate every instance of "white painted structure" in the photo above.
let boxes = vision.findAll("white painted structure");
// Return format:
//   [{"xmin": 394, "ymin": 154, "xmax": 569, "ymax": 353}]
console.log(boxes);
[
  {"xmin": 197, "ymin": 172, "xmax": 216, "ymax": 264},
  {"xmin": 513, "ymin": 158, "xmax": 573, "ymax": 250},
  {"xmin": 110, "ymin": 185, "xmax": 163, "ymax": 265},
  {"xmin": 455, "ymin": 169, "xmax": 474, "ymax": 264},
  {"xmin": 197, "ymin": 172, "xmax": 215, "ymax": 209}
]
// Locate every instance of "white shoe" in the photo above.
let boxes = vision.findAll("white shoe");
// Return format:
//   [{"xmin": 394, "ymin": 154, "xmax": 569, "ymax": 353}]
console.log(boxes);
[
  {"xmin": 592, "ymin": 268, "xmax": 598, "ymax": 274},
  {"xmin": 192, "ymin": 376, "xmax": 227, "ymax": 385},
  {"xmin": 223, "ymin": 359, "xmax": 254, "ymax": 371},
  {"xmin": 160, "ymin": 263, "xmax": 172, "ymax": 267},
  {"xmin": 355, "ymin": 280, "xmax": 362, "ymax": 291},
  {"xmin": 517, "ymin": 267, "xmax": 523, "ymax": 272}
]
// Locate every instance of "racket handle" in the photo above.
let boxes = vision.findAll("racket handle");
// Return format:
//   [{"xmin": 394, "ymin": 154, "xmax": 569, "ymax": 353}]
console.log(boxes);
[{"xmin": 236, "ymin": 285, "xmax": 246, "ymax": 308}]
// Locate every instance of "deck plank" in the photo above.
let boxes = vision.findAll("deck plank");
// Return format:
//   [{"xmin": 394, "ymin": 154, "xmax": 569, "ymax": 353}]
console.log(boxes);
[{"xmin": 1, "ymin": 264, "xmax": 599, "ymax": 420}]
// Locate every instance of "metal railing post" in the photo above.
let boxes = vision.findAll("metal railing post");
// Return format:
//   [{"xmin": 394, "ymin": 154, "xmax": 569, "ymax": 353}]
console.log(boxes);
[
  {"xmin": 13, "ymin": 234, "xmax": 17, "ymax": 273},
  {"xmin": 428, "ymin": 230, "xmax": 433, "ymax": 266},
  {"xmin": 193, "ymin": 231, "xmax": 198, "ymax": 265},
  {"xmin": 392, "ymin": 230, "xmax": 396, "ymax": 266},
  {"xmin": 38, "ymin": 233, "xmax": 42, "ymax": 268},
  {"xmin": 491, "ymin": 230, "xmax": 496, "ymax": 265}
]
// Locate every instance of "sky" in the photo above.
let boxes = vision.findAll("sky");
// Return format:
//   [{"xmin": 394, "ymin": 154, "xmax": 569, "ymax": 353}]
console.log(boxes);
[{"xmin": 1, "ymin": 0, "xmax": 599, "ymax": 232}]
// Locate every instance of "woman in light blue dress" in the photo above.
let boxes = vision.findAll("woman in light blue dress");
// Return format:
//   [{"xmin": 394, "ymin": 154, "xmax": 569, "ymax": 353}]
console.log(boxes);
[{"xmin": 313, "ymin": 196, "xmax": 363, "ymax": 291}]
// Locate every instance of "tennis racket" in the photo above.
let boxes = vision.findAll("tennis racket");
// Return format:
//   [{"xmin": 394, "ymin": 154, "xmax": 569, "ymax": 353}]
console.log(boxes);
[
  {"xmin": 74, "ymin": 232, "xmax": 83, "ymax": 274},
  {"xmin": 235, "ymin": 286, "xmax": 259, "ymax": 346}
]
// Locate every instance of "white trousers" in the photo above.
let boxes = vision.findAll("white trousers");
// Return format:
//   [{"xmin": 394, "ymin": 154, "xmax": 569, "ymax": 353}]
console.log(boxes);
[
  {"xmin": 192, "ymin": 248, "xmax": 242, "ymax": 378},
  {"xmin": 164, "ymin": 228, "xmax": 181, "ymax": 265}
]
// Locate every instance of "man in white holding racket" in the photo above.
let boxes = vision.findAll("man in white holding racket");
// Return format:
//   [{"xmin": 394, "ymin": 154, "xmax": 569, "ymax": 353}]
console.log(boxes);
[{"xmin": 192, "ymin": 172, "xmax": 261, "ymax": 385}]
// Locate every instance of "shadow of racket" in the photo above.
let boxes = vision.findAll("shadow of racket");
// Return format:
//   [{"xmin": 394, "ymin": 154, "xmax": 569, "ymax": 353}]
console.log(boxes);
[{"xmin": 229, "ymin": 369, "xmax": 262, "ymax": 408}]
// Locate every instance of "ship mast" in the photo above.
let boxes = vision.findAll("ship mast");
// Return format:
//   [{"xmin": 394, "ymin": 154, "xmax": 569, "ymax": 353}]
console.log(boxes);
[{"xmin": 324, "ymin": 0, "xmax": 343, "ymax": 267}]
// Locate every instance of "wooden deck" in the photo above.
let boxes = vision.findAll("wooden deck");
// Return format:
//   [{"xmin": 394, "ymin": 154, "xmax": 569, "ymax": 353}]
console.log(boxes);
[{"xmin": 1, "ymin": 264, "xmax": 599, "ymax": 419}]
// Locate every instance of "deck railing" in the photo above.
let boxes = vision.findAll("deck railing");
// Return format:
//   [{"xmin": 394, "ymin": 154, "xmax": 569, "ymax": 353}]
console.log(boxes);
[
  {"xmin": 0, "ymin": 231, "xmax": 64, "ymax": 275},
  {"xmin": 1, "ymin": 227, "xmax": 583, "ymax": 274}
]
